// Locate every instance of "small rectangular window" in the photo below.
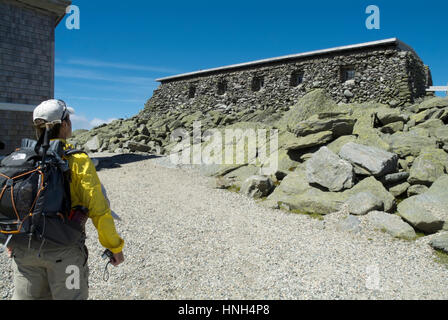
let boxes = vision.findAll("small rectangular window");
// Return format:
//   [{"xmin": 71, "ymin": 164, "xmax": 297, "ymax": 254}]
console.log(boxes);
[
  {"xmin": 217, "ymin": 80, "xmax": 227, "ymax": 95},
  {"xmin": 252, "ymin": 76, "xmax": 264, "ymax": 92},
  {"xmin": 341, "ymin": 67, "xmax": 355, "ymax": 82},
  {"xmin": 188, "ymin": 85, "xmax": 196, "ymax": 99},
  {"xmin": 290, "ymin": 71, "xmax": 304, "ymax": 87}
]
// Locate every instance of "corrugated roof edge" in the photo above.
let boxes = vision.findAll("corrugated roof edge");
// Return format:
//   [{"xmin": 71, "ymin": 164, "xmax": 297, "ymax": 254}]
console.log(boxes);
[{"xmin": 156, "ymin": 38, "xmax": 416, "ymax": 83}]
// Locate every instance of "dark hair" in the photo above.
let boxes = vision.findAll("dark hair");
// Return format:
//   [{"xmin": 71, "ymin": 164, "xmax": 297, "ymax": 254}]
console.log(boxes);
[{"xmin": 35, "ymin": 116, "xmax": 69, "ymax": 140}]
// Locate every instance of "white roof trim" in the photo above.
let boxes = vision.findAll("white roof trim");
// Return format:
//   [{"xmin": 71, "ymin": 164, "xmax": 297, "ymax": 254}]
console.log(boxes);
[
  {"xmin": 157, "ymin": 38, "xmax": 411, "ymax": 82},
  {"xmin": 0, "ymin": 103, "xmax": 36, "ymax": 112}
]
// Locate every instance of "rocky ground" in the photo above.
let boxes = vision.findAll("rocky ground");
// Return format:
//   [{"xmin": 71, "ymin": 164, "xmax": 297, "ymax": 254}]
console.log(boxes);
[
  {"xmin": 69, "ymin": 90, "xmax": 448, "ymax": 242},
  {"xmin": 2, "ymin": 90, "xmax": 448, "ymax": 299},
  {"xmin": 1, "ymin": 152, "xmax": 448, "ymax": 300}
]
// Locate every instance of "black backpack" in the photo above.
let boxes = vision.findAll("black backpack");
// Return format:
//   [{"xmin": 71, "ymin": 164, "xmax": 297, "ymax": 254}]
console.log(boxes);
[{"xmin": 0, "ymin": 129, "xmax": 86, "ymax": 249}]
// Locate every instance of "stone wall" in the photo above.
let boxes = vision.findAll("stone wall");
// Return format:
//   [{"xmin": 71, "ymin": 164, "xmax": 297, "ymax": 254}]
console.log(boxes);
[
  {"xmin": 0, "ymin": 110, "xmax": 35, "ymax": 154},
  {"xmin": 145, "ymin": 44, "xmax": 431, "ymax": 116},
  {"xmin": 0, "ymin": 0, "xmax": 55, "ymax": 105}
]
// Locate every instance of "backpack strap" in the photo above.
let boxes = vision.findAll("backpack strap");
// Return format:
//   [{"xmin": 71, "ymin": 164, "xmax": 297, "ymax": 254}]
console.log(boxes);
[{"xmin": 64, "ymin": 149, "xmax": 87, "ymax": 157}]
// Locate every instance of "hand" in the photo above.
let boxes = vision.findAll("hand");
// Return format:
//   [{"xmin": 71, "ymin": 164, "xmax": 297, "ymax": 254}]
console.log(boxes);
[
  {"xmin": 6, "ymin": 247, "xmax": 12, "ymax": 258},
  {"xmin": 110, "ymin": 251, "xmax": 124, "ymax": 266}
]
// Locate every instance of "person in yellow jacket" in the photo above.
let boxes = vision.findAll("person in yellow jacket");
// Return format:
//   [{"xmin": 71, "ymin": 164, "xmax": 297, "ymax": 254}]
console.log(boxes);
[{"xmin": 7, "ymin": 99, "xmax": 124, "ymax": 300}]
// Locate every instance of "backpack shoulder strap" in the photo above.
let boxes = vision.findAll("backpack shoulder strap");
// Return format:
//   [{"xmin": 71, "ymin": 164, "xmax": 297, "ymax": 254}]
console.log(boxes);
[{"xmin": 64, "ymin": 149, "xmax": 87, "ymax": 157}]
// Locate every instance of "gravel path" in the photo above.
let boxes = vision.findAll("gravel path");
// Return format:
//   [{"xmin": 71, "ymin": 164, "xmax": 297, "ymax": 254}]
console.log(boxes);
[{"xmin": 1, "ymin": 153, "xmax": 448, "ymax": 300}]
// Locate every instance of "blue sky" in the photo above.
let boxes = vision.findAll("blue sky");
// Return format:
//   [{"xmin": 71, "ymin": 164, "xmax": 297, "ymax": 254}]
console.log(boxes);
[{"xmin": 55, "ymin": 0, "xmax": 448, "ymax": 130}]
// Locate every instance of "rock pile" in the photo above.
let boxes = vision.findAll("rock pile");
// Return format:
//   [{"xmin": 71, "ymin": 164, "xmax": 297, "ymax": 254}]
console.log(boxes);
[{"xmin": 69, "ymin": 90, "xmax": 448, "ymax": 249}]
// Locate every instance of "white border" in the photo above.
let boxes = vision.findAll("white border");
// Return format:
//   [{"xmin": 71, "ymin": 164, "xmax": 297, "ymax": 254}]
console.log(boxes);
[{"xmin": 0, "ymin": 102, "xmax": 35, "ymax": 112}]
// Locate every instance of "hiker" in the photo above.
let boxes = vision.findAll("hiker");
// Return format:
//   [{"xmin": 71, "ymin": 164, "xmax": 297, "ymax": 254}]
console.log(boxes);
[{"xmin": 5, "ymin": 99, "xmax": 124, "ymax": 300}]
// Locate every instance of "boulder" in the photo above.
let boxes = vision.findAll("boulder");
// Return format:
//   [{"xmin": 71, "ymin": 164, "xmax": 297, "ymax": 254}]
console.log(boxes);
[
  {"xmin": 380, "ymin": 121, "xmax": 404, "ymax": 134},
  {"xmin": 240, "ymin": 175, "xmax": 274, "ymax": 199},
  {"xmin": 367, "ymin": 211, "xmax": 417, "ymax": 240},
  {"xmin": 125, "ymin": 141, "xmax": 152, "ymax": 153},
  {"xmin": 336, "ymin": 215, "xmax": 361, "ymax": 234},
  {"xmin": 266, "ymin": 166, "xmax": 345, "ymax": 215},
  {"xmin": 388, "ymin": 182, "xmax": 410, "ymax": 198},
  {"xmin": 284, "ymin": 131, "xmax": 334, "ymax": 151},
  {"xmin": 305, "ymin": 147, "xmax": 355, "ymax": 191},
  {"xmin": 433, "ymin": 126, "xmax": 448, "ymax": 147},
  {"xmin": 276, "ymin": 89, "xmax": 340, "ymax": 130},
  {"xmin": 408, "ymin": 149, "xmax": 448, "ymax": 186},
  {"xmin": 345, "ymin": 192, "xmax": 383, "ymax": 215},
  {"xmin": 386, "ymin": 131, "xmax": 438, "ymax": 158},
  {"xmin": 407, "ymin": 184, "xmax": 428, "ymax": 197},
  {"xmin": 382, "ymin": 172, "xmax": 410, "ymax": 185},
  {"xmin": 339, "ymin": 142, "xmax": 398, "ymax": 177},
  {"xmin": 375, "ymin": 109, "xmax": 409, "ymax": 125},
  {"xmin": 411, "ymin": 108, "xmax": 446, "ymax": 125},
  {"xmin": 85, "ymin": 136, "xmax": 101, "ymax": 152},
  {"xmin": 429, "ymin": 232, "xmax": 448, "ymax": 253},
  {"xmin": 326, "ymin": 135, "xmax": 357, "ymax": 154},
  {"xmin": 267, "ymin": 167, "xmax": 395, "ymax": 215},
  {"xmin": 397, "ymin": 175, "xmax": 448, "ymax": 233},
  {"xmin": 414, "ymin": 97, "xmax": 448, "ymax": 112},
  {"xmin": 346, "ymin": 176, "xmax": 396, "ymax": 212},
  {"xmin": 223, "ymin": 165, "xmax": 262, "ymax": 189},
  {"xmin": 292, "ymin": 116, "xmax": 356, "ymax": 138}
]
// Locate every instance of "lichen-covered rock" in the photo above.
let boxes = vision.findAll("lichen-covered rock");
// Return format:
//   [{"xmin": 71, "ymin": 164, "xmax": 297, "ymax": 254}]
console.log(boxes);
[
  {"xmin": 386, "ymin": 131, "xmax": 438, "ymax": 158},
  {"xmin": 380, "ymin": 121, "xmax": 404, "ymax": 134},
  {"xmin": 407, "ymin": 184, "xmax": 428, "ymax": 197},
  {"xmin": 305, "ymin": 147, "xmax": 354, "ymax": 191},
  {"xmin": 345, "ymin": 192, "xmax": 383, "ymax": 215},
  {"xmin": 326, "ymin": 135, "xmax": 357, "ymax": 154},
  {"xmin": 292, "ymin": 116, "xmax": 356, "ymax": 138},
  {"xmin": 276, "ymin": 89, "xmax": 339, "ymax": 131},
  {"xmin": 223, "ymin": 165, "xmax": 261, "ymax": 189},
  {"xmin": 388, "ymin": 182, "xmax": 410, "ymax": 198},
  {"xmin": 375, "ymin": 109, "xmax": 409, "ymax": 125},
  {"xmin": 408, "ymin": 148, "xmax": 448, "ymax": 186},
  {"xmin": 267, "ymin": 166, "xmax": 395, "ymax": 215},
  {"xmin": 85, "ymin": 136, "xmax": 101, "ymax": 152},
  {"xmin": 414, "ymin": 97, "xmax": 448, "ymax": 113},
  {"xmin": 398, "ymin": 175, "xmax": 448, "ymax": 233},
  {"xmin": 284, "ymin": 131, "xmax": 334, "ymax": 151},
  {"xmin": 367, "ymin": 211, "xmax": 417, "ymax": 240},
  {"xmin": 339, "ymin": 142, "xmax": 398, "ymax": 177},
  {"xmin": 429, "ymin": 232, "xmax": 448, "ymax": 253}
]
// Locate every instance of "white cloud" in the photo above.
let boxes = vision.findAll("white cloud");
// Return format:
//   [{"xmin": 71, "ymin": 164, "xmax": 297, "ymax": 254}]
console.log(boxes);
[
  {"xmin": 67, "ymin": 58, "xmax": 180, "ymax": 74},
  {"xmin": 55, "ymin": 67, "xmax": 155, "ymax": 86},
  {"xmin": 71, "ymin": 114, "xmax": 117, "ymax": 131}
]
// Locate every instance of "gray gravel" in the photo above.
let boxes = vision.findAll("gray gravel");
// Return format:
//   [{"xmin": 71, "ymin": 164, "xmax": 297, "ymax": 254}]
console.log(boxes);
[{"xmin": 1, "ymin": 153, "xmax": 448, "ymax": 300}]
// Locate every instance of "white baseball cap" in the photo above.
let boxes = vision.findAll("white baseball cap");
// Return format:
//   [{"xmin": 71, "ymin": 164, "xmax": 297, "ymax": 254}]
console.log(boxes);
[{"xmin": 33, "ymin": 99, "xmax": 75, "ymax": 126}]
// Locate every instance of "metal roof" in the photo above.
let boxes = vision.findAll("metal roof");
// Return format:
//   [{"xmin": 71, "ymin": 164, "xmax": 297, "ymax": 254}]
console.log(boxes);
[{"xmin": 156, "ymin": 38, "xmax": 414, "ymax": 83}]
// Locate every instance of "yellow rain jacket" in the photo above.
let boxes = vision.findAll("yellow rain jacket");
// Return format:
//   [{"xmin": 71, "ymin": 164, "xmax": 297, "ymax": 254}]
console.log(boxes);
[{"xmin": 60, "ymin": 139, "xmax": 124, "ymax": 254}]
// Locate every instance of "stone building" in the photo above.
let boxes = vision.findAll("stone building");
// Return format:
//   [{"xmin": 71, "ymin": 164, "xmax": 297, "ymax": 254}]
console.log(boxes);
[
  {"xmin": 147, "ymin": 38, "xmax": 432, "ymax": 115},
  {"xmin": 0, "ymin": 0, "xmax": 70, "ymax": 155}
]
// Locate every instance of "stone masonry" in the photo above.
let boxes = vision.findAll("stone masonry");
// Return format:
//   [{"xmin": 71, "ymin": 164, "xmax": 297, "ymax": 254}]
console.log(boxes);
[
  {"xmin": 0, "ymin": 0, "xmax": 70, "ymax": 155},
  {"xmin": 145, "ymin": 39, "xmax": 432, "ymax": 116}
]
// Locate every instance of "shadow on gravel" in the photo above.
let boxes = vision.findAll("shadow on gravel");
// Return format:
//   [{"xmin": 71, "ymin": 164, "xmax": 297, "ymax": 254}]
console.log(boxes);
[{"xmin": 93, "ymin": 154, "xmax": 161, "ymax": 171}]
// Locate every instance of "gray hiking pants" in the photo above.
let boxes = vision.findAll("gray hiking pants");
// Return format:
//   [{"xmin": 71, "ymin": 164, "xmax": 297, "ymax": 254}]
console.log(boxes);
[{"xmin": 11, "ymin": 245, "xmax": 89, "ymax": 300}]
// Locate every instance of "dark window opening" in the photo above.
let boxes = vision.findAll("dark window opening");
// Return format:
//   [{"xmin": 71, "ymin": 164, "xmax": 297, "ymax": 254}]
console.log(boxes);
[
  {"xmin": 217, "ymin": 80, "xmax": 227, "ymax": 95},
  {"xmin": 290, "ymin": 71, "xmax": 304, "ymax": 87},
  {"xmin": 252, "ymin": 76, "xmax": 264, "ymax": 92},
  {"xmin": 341, "ymin": 67, "xmax": 355, "ymax": 82},
  {"xmin": 188, "ymin": 85, "xmax": 196, "ymax": 99}
]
